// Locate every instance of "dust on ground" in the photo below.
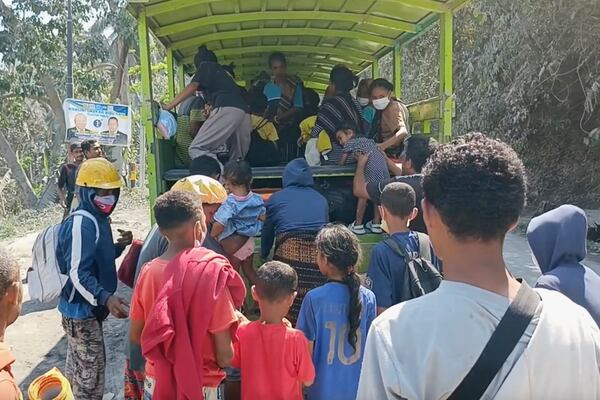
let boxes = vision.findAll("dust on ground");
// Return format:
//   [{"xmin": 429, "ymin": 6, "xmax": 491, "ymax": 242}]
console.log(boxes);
[{"xmin": 1, "ymin": 194, "xmax": 600, "ymax": 399}]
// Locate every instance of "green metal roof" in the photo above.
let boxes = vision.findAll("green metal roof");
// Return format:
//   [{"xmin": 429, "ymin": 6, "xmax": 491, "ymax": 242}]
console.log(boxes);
[{"xmin": 128, "ymin": 0, "xmax": 469, "ymax": 87}]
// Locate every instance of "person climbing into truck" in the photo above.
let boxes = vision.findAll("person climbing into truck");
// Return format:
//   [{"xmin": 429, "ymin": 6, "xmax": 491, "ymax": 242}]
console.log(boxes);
[{"xmin": 162, "ymin": 45, "xmax": 251, "ymax": 165}]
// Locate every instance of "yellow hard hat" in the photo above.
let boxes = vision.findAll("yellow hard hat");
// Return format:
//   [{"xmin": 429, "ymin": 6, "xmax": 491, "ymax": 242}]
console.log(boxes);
[
  {"xmin": 75, "ymin": 158, "xmax": 122, "ymax": 189},
  {"xmin": 171, "ymin": 175, "xmax": 227, "ymax": 204}
]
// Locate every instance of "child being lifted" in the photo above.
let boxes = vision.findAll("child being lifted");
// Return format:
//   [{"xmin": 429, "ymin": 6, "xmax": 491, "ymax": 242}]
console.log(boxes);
[
  {"xmin": 336, "ymin": 121, "xmax": 390, "ymax": 235},
  {"xmin": 211, "ymin": 159, "xmax": 265, "ymax": 286}
]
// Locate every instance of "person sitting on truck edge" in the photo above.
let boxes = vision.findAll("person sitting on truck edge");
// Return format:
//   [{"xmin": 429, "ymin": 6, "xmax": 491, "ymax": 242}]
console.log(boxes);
[
  {"xmin": 365, "ymin": 182, "xmax": 439, "ymax": 314},
  {"xmin": 56, "ymin": 158, "xmax": 132, "ymax": 399},
  {"xmin": 357, "ymin": 133, "xmax": 600, "ymax": 400},
  {"xmin": 211, "ymin": 160, "xmax": 264, "ymax": 286},
  {"xmin": 336, "ymin": 121, "xmax": 390, "ymax": 235},
  {"xmin": 353, "ymin": 135, "xmax": 437, "ymax": 234},
  {"xmin": 162, "ymin": 45, "xmax": 251, "ymax": 164}
]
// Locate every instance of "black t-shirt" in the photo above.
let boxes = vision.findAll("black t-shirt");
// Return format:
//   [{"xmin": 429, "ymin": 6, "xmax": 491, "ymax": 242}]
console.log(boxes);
[
  {"xmin": 58, "ymin": 163, "xmax": 77, "ymax": 194},
  {"xmin": 192, "ymin": 62, "xmax": 248, "ymax": 112},
  {"xmin": 366, "ymin": 174, "xmax": 427, "ymax": 234}
]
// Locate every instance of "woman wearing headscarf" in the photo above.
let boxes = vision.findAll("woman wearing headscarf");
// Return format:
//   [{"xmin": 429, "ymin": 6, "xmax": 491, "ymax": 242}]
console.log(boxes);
[
  {"xmin": 369, "ymin": 78, "xmax": 410, "ymax": 157},
  {"xmin": 310, "ymin": 65, "xmax": 364, "ymax": 164},
  {"xmin": 261, "ymin": 159, "xmax": 329, "ymax": 324},
  {"xmin": 163, "ymin": 45, "xmax": 251, "ymax": 163}
]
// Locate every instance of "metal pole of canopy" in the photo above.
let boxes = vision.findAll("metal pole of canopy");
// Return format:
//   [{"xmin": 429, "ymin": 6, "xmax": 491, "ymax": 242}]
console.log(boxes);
[
  {"xmin": 177, "ymin": 63, "xmax": 186, "ymax": 92},
  {"xmin": 372, "ymin": 59, "xmax": 380, "ymax": 79},
  {"xmin": 439, "ymin": 12, "xmax": 454, "ymax": 143},
  {"xmin": 66, "ymin": 0, "xmax": 74, "ymax": 99},
  {"xmin": 166, "ymin": 48, "xmax": 176, "ymax": 101},
  {"xmin": 137, "ymin": 9, "xmax": 159, "ymax": 222},
  {"xmin": 393, "ymin": 42, "xmax": 402, "ymax": 98}
]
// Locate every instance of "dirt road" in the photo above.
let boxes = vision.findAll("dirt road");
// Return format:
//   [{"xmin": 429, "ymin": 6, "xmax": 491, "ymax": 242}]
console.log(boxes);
[
  {"xmin": 2, "ymin": 201, "xmax": 599, "ymax": 399},
  {"xmin": 1, "ymin": 201, "xmax": 151, "ymax": 399}
]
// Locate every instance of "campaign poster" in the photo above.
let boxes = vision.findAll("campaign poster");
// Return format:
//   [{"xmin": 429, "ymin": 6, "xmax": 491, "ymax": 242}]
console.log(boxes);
[{"xmin": 63, "ymin": 99, "xmax": 132, "ymax": 147}]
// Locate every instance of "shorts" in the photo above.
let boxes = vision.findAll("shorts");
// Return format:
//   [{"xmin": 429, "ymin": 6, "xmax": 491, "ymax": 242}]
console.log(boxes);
[
  {"xmin": 233, "ymin": 237, "xmax": 255, "ymax": 261},
  {"xmin": 144, "ymin": 377, "xmax": 224, "ymax": 400},
  {"xmin": 225, "ymin": 367, "xmax": 241, "ymax": 382}
]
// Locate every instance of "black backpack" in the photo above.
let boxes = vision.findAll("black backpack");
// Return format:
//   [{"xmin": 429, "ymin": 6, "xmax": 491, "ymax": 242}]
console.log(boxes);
[
  {"xmin": 245, "ymin": 118, "xmax": 281, "ymax": 167},
  {"xmin": 383, "ymin": 233, "xmax": 442, "ymax": 301}
]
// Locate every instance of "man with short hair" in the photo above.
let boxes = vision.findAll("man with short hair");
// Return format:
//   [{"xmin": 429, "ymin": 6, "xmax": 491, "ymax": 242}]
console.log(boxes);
[
  {"xmin": 357, "ymin": 133, "xmax": 600, "ymax": 399},
  {"xmin": 58, "ymin": 143, "xmax": 84, "ymax": 219},
  {"xmin": 353, "ymin": 135, "xmax": 437, "ymax": 233},
  {"xmin": 0, "ymin": 248, "xmax": 23, "ymax": 400},
  {"xmin": 101, "ymin": 117, "xmax": 128, "ymax": 146},
  {"xmin": 81, "ymin": 139, "xmax": 103, "ymax": 160}
]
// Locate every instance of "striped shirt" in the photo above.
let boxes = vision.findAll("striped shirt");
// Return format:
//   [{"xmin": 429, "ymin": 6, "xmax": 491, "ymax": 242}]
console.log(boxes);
[{"xmin": 311, "ymin": 94, "xmax": 364, "ymax": 164}]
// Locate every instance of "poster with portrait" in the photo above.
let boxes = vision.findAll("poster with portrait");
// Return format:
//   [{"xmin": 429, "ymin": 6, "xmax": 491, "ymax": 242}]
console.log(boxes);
[{"xmin": 63, "ymin": 99, "xmax": 132, "ymax": 147}]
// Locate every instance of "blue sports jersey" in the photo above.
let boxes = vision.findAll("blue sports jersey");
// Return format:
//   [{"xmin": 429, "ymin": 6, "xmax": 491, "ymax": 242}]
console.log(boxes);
[{"xmin": 297, "ymin": 282, "xmax": 377, "ymax": 400}]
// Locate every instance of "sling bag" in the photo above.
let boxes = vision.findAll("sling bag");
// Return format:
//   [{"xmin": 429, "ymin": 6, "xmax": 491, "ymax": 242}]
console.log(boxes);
[{"xmin": 448, "ymin": 281, "xmax": 541, "ymax": 400}]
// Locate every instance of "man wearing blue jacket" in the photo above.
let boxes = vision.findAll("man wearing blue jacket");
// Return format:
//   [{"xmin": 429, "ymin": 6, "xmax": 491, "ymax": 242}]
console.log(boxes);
[{"xmin": 56, "ymin": 157, "xmax": 132, "ymax": 399}]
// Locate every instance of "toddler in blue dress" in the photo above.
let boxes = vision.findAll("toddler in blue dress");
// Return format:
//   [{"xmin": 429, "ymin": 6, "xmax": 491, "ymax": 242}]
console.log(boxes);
[{"xmin": 211, "ymin": 159, "xmax": 265, "ymax": 285}]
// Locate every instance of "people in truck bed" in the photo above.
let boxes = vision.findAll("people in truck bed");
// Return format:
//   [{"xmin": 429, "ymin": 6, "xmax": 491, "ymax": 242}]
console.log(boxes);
[
  {"xmin": 162, "ymin": 45, "xmax": 251, "ymax": 165},
  {"xmin": 244, "ymin": 90, "xmax": 280, "ymax": 167},
  {"xmin": 310, "ymin": 65, "xmax": 364, "ymax": 164},
  {"xmin": 263, "ymin": 52, "xmax": 304, "ymax": 162},
  {"xmin": 369, "ymin": 78, "xmax": 410, "ymax": 157}
]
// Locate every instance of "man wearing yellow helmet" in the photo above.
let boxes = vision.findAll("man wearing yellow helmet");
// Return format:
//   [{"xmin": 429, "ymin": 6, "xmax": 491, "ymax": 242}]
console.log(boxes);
[{"xmin": 55, "ymin": 158, "xmax": 133, "ymax": 399}]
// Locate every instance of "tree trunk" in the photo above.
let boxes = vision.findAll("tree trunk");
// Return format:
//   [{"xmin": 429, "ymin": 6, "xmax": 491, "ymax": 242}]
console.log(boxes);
[
  {"xmin": 110, "ymin": 40, "xmax": 130, "ymax": 103},
  {"xmin": 41, "ymin": 76, "xmax": 67, "ymax": 157},
  {"xmin": 0, "ymin": 128, "xmax": 38, "ymax": 208}
]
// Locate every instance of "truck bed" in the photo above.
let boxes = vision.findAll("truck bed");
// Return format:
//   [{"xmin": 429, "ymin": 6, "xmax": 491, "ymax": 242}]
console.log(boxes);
[{"xmin": 163, "ymin": 165, "xmax": 356, "ymax": 182}]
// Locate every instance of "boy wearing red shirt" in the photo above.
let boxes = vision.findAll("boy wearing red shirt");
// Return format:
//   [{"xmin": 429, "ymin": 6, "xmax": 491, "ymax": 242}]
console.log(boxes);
[
  {"xmin": 232, "ymin": 261, "xmax": 315, "ymax": 400},
  {"xmin": 130, "ymin": 191, "xmax": 241, "ymax": 400}
]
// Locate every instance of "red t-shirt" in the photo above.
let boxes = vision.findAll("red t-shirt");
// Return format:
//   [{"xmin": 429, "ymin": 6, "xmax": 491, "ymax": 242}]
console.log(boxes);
[
  {"xmin": 232, "ymin": 321, "xmax": 315, "ymax": 400},
  {"xmin": 131, "ymin": 258, "xmax": 237, "ymax": 386}
]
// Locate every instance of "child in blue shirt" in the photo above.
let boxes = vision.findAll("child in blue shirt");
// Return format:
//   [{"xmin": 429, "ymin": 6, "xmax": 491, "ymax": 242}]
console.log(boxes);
[
  {"xmin": 211, "ymin": 159, "xmax": 265, "ymax": 285},
  {"xmin": 365, "ymin": 182, "xmax": 439, "ymax": 314},
  {"xmin": 297, "ymin": 224, "xmax": 377, "ymax": 400}
]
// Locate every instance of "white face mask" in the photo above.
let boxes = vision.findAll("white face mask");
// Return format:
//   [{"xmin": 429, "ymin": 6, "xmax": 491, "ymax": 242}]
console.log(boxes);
[
  {"xmin": 357, "ymin": 97, "xmax": 370, "ymax": 107},
  {"xmin": 373, "ymin": 97, "xmax": 391, "ymax": 110}
]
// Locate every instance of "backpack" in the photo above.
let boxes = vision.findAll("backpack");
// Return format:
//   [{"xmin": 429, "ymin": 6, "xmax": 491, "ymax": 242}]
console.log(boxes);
[
  {"xmin": 383, "ymin": 232, "xmax": 442, "ymax": 301},
  {"xmin": 245, "ymin": 118, "xmax": 281, "ymax": 167},
  {"xmin": 27, "ymin": 210, "xmax": 99, "ymax": 303}
]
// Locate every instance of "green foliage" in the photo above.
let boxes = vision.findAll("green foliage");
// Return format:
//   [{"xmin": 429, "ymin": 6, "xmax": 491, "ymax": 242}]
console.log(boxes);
[{"xmin": 400, "ymin": 0, "xmax": 600, "ymax": 207}]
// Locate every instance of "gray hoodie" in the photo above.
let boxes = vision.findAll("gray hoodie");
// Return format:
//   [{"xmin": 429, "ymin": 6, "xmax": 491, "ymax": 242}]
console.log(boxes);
[{"xmin": 527, "ymin": 204, "xmax": 600, "ymax": 326}]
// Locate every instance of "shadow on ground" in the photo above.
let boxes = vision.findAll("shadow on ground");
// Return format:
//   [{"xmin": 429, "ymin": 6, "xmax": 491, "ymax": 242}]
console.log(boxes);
[{"xmin": 19, "ymin": 336, "xmax": 67, "ymax": 394}]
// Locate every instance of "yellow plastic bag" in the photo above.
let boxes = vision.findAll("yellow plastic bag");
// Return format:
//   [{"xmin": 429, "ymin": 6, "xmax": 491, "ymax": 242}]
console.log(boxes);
[{"xmin": 27, "ymin": 367, "xmax": 74, "ymax": 400}]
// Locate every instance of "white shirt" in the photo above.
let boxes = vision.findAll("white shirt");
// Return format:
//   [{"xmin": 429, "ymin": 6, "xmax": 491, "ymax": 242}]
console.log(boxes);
[{"xmin": 357, "ymin": 281, "xmax": 600, "ymax": 400}]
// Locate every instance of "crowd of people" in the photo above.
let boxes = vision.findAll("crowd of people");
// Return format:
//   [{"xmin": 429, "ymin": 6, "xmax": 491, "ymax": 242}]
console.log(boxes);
[
  {"xmin": 1, "ymin": 45, "xmax": 600, "ymax": 400},
  {"xmin": 162, "ymin": 46, "xmax": 412, "ymax": 237}
]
